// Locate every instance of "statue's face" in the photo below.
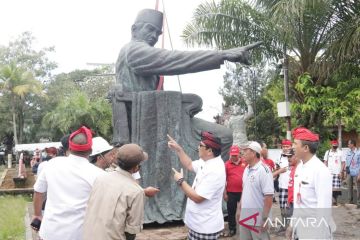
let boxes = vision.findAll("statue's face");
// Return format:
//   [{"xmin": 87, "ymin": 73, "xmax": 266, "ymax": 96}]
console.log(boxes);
[
  {"xmin": 231, "ymin": 105, "xmax": 240, "ymax": 115},
  {"xmin": 135, "ymin": 23, "xmax": 162, "ymax": 46}
]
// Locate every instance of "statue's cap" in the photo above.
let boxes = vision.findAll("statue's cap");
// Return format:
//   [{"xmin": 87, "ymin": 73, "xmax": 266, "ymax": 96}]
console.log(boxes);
[{"xmin": 134, "ymin": 9, "xmax": 163, "ymax": 30}]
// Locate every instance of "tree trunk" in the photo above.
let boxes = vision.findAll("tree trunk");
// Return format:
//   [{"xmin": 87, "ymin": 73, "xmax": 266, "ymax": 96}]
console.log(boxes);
[
  {"xmin": 338, "ymin": 119, "xmax": 342, "ymax": 149},
  {"xmin": 11, "ymin": 96, "xmax": 18, "ymax": 145},
  {"xmin": 18, "ymin": 108, "xmax": 24, "ymax": 143}
]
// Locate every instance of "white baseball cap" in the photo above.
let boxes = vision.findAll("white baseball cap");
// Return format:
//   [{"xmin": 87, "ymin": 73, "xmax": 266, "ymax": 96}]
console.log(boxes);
[
  {"xmin": 90, "ymin": 137, "xmax": 113, "ymax": 157},
  {"xmin": 241, "ymin": 141, "xmax": 262, "ymax": 154}
]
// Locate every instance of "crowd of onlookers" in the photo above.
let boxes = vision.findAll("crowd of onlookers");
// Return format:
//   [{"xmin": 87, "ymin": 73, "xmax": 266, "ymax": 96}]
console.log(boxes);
[{"xmin": 3, "ymin": 124, "xmax": 355, "ymax": 240}]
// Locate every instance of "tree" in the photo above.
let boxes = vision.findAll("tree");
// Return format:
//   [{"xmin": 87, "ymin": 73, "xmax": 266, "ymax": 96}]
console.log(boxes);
[
  {"xmin": 0, "ymin": 32, "xmax": 57, "ymax": 144},
  {"xmin": 42, "ymin": 91, "xmax": 112, "ymax": 141},
  {"xmin": 0, "ymin": 62, "xmax": 43, "ymax": 144},
  {"xmin": 182, "ymin": 0, "xmax": 360, "ymax": 129},
  {"xmin": 0, "ymin": 31, "xmax": 57, "ymax": 81}
]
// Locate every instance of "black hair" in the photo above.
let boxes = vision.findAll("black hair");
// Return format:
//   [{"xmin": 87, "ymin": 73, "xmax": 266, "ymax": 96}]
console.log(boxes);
[
  {"xmin": 348, "ymin": 139, "xmax": 356, "ymax": 145},
  {"xmin": 300, "ymin": 140, "xmax": 319, "ymax": 154},
  {"xmin": 60, "ymin": 134, "xmax": 70, "ymax": 152},
  {"xmin": 203, "ymin": 145, "xmax": 221, "ymax": 158},
  {"xmin": 256, "ymin": 152, "xmax": 261, "ymax": 158},
  {"xmin": 117, "ymin": 159, "xmax": 139, "ymax": 171}
]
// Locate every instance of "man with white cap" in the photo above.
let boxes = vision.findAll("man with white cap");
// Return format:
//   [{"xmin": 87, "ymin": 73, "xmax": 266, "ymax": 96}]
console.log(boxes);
[
  {"xmin": 83, "ymin": 144, "xmax": 147, "ymax": 240},
  {"xmin": 89, "ymin": 136, "xmax": 118, "ymax": 170},
  {"xmin": 236, "ymin": 141, "xmax": 274, "ymax": 240}
]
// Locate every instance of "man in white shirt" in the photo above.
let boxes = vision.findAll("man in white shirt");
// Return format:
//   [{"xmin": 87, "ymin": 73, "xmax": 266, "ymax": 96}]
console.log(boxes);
[
  {"xmin": 236, "ymin": 141, "xmax": 274, "ymax": 240},
  {"xmin": 168, "ymin": 131, "xmax": 226, "ymax": 240},
  {"xmin": 323, "ymin": 139, "xmax": 344, "ymax": 206},
  {"xmin": 292, "ymin": 127, "xmax": 333, "ymax": 239},
  {"xmin": 32, "ymin": 126, "xmax": 104, "ymax": 240}
]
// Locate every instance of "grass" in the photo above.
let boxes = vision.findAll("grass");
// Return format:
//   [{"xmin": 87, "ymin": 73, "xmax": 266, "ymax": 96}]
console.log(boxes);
[{"xmin": 0, "ymin": 195, "xmax": 31, "ymax": 240}]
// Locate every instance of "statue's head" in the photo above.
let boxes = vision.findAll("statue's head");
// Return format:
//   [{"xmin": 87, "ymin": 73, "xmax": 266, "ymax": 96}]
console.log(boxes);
[
  {"xmin": 131, "ymin": 9, "xmax": 163, "ymax": 46},
  {"xmin": 231, "ymin": 105, "xmax": 241, "ymax": 115}
]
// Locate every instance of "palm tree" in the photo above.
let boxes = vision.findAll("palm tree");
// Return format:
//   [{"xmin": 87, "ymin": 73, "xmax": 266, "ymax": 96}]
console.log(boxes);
[
  {"xmin": 42, "ymin": 91, "xmax": 112, "ymax": 139},
  {"xmin": 182, "ymin": 0, "xmax": 360, "ymax": 126},
  {"xmin": 0, "ymin": 62, "xmax": 43, "ymax": 144}
]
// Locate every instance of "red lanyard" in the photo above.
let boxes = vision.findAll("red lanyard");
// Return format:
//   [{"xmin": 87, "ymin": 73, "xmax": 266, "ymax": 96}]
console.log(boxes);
[{"xmin": 297, "ymin": 183, "xmax": 302, "ymax": 204}]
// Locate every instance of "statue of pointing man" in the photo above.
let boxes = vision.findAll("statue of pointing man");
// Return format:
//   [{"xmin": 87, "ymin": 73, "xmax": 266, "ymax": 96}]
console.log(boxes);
[{"xmin": 113, "ymin": 8, "xmax": 262, "ymax": 145}]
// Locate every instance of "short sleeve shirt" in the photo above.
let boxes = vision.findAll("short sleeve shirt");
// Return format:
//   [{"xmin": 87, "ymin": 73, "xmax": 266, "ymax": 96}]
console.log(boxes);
[
  {"xmin": 184, "ymin": 156, "xmax": 226, "ymax": 234},
  {"xmin": 324, "ymin": 149, "xmax": 344, "ymax": 174},
  {"xmin": 34, "ymin": 154, "xmax": 104, "ymax": 240},
  {"xmin": 225, "ymin": 159, "xmax": 247, "ymax": 192},
  {"xmin": 240, "ymin": 161, "xmax": 274, "ymax": 226}
]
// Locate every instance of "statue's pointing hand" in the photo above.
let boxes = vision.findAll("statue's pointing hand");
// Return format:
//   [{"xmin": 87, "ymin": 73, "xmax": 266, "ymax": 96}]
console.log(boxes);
[{"xmin": 222, "ymin": 41, "xmax": 263, "ymax": 65}]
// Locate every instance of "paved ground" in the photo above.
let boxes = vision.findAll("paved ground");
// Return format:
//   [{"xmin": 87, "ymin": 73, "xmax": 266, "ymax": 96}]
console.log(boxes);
[{"xmin": 26, "ymin": 201, "xmax": 360, "ymax": 240}]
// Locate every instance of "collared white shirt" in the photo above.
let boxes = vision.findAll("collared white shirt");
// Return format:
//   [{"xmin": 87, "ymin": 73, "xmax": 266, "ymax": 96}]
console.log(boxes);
[
  {"xmin": 324, "ymin": 149, "xmax": 344, "ymax": 175},
  {"xmin": 293, "ymin": 156, "xmax": 333, "ymax": 239},
  {"xmin": 293, "ymin": 155, "xmax": 332, "ymax": 209},
  {"xmin": 240, "ymin": 160, "xmax": 274, "ymax": 226},
  {"xmin": 34, "ymin": 154, "xmax": 104, "ymax": 240},
  {"xmin": 184, "ymin": 156, "xmax": 226, "ymax": 234}
]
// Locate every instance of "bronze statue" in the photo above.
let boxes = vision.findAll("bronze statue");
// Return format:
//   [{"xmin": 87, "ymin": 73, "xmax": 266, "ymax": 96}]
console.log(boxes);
[
  {"xmin": 113, "ymin": 9, "xmax": 261, "ymax": 145},
  {"xmin": 110, "ymin": 8, "xmax": 262, "ymax": 223}
]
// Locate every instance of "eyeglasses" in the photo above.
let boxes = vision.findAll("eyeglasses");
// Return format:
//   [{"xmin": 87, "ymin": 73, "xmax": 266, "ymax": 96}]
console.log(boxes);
[{"xmin": 198, "ymin": 143, "xmax": 207, "ymax": 148}]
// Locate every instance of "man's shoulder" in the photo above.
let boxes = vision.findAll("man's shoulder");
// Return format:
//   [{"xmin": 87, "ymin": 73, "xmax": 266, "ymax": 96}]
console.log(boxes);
[{"xmin": 257, "ymin": 162, "xmax": 271, "ymax": 174}]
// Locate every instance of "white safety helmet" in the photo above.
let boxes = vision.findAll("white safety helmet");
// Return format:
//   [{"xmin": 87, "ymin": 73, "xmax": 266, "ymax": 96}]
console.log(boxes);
[{"xmin": 90, "ymin": 137, "xmax": 113, "ymax": 157}]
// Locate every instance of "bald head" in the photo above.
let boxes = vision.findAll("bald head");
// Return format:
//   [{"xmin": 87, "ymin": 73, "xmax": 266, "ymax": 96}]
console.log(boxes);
[
  {"xmin": 72, "ymin": 133, "xmax": 88, "ymax": 145},
  {"xmin": 69, "ymin": 133, "xmax": 92, "ymax": 157}
]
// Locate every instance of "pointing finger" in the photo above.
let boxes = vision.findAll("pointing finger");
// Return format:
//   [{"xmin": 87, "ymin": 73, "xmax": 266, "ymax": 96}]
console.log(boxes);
[
  {"xmin": 167, "ymin": 134, "xmax": 175, "ymax": 141},
  {"xmin": 242, "ymin": 41, "xmax": 263, "ymax": 51},
  {"xmin": 172, "ymin": 168, "xmax": 178, "ymax": 173}
]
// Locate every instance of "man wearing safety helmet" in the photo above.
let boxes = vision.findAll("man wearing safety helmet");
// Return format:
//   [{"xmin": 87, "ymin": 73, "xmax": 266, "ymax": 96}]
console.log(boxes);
[{"xmin": 90, "ymin": 136, "xmax": 159, "ymax": 197}]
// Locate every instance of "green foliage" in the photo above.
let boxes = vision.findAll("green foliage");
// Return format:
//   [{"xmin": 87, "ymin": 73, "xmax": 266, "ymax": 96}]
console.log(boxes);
[
  {"xmin": 0, "ymin": 62, "xmax": 43, "ymax": 144},
  {"xmin": 292, "ymin": 69, "xmax": 360, "ymax": 135},
  {"xmin": 0, "ymin": 31, "xmax": 57, "ymax": 80},
  {"xmin": 0, "ymin": 195, "xmax": 29, "ymax": 239},
  {"xmin": 0, "ymin": 32, "xmax": 55, "ymax": 144},
  {"xmin": 42, "ymin": 91, "xmax": 112, "ymax": 140},
  {"xmin": 185, "ymin": 0, "xmax": 360, "ymax": 142},
  {"xmin": 246, "ymin": 97, "xmax": 281, "ymax": 147}
]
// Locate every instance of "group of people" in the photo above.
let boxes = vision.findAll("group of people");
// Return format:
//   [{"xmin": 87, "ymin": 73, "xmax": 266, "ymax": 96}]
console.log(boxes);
[
  {"xmin": 169, "ymin": 126, "xmax": 340, "ymax": 240},
  {"xmin": 27, "ymin": 7, "xmax": 360, "ymax": 240},
  {"xmin": 31, "ymin": 126, "xmax": 159, "ymax": 240}
]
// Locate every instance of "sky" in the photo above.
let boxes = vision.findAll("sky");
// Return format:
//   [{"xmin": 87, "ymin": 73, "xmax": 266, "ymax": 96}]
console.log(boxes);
[{"xmin": 1, "ymin": 0, "xmax": 226, "ymax": 121}]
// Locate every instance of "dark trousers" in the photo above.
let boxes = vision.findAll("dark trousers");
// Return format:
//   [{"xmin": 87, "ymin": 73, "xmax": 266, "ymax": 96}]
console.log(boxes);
[{"xmin": 227, "ymin": 192, "xmax": 242, "ymax": 231}]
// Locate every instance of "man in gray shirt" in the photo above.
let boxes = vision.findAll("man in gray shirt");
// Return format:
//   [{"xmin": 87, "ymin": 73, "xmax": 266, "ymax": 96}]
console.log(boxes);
[{"xmin": 237, "ymin": 141, "xmax": 274, "ymax": 240}]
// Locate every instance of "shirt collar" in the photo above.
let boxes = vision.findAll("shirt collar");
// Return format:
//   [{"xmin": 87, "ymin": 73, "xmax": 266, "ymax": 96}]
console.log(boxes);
[
  {"xmin": 302, "ymin": 155, "xmax": 317, "ymax": 167},
  {"xmin": 68, "ymin": 154, "xmax": 89, "ymax": 162},
  {"xmin": 248, "ymin": 160, "xmax": 261, "ymax": 170},
  {"xmin": 115, "ymin": 166, "xmax": 137, "ymax": 180}
]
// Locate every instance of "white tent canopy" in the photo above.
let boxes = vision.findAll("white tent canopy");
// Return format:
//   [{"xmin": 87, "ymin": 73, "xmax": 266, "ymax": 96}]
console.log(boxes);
[{"xmin": 15, "ymin": 142, "xmax": 62, "ymax": 152}]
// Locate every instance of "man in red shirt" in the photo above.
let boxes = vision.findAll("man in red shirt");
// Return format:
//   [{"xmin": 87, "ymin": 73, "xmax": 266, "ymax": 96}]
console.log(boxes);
[
  {"xmin": 260, "ymin": 142, "xmax": 275, "ymax": 171},
  {"xmin": 286, "ymin": 149, "xmax": 300, "ymax": 238},
  {"xmin": 224, "ymin": 145, "xmax": 247, "ymax": 237}
]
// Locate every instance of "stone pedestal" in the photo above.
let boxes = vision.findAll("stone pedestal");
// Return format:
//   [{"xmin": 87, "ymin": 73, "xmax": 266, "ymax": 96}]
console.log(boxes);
[{"xmin": 112, "ymin": 90, "xmax": 232, "ymax": 223}]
